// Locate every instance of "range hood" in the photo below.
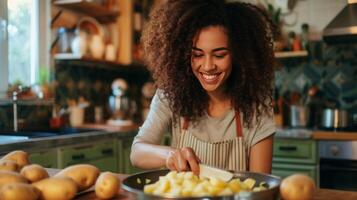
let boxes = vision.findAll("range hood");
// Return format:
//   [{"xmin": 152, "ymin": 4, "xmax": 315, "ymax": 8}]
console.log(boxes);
[{"xmin": 323, "ymin": 0, "xmax": 357, "ymax": 43}]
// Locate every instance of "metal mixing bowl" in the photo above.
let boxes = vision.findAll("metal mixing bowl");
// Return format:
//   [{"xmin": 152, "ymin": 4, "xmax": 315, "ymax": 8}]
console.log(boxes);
[{"xmin": 122, "ymin": 169, "xmax": 281, "ymax": 200}]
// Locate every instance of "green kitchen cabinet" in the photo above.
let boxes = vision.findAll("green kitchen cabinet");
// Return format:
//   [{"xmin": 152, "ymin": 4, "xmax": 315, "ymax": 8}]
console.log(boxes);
[
  {"xmin": 272, "ymin": 163, "xmax": 317, "ymax": 179},
  {"xmin": 272, "ymin": 138, "xmax": 318, "ymax": 183},
  {"xmin": 58, "ymin": 140, "xmax": 118, "ymax": 172},
  {"xmin": 120, "ymin": 136, "xmax": 142, "ymax": 174},
  {"xmin": 29, "ymin": 149, "xmax": 58, "ymax": 168}
]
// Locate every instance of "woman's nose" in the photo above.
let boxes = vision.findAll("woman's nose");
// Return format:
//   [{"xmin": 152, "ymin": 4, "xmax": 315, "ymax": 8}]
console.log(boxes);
[{"xmin": 202, "ymin": 56, "xmax": 215, "ymax": 71}]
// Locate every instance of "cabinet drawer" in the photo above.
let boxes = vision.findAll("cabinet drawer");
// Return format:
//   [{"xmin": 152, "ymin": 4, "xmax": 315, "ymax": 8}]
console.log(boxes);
[
  {"xmin": 273, "ymin": 139, "xmax": 317, "ymax": 164},
  {"xmin": 88, "ymin": 157, "xmax": 118, "ymax": 172},
  {"xmin": 58, "ymin": 140, "xmax": 117, "ymax": 169},
  {"xmin": 58, "ymin": 144, "xmax": 96, "ymax": 168},
  {"xmin": 92, "ymin": 140, "xmax": 117, "ymax": 159},
  {"xmin": 29, "ymin": 150, "xmax": 58, "ymax": 168},
  {"xmin": 272, "ymin": 163, "xmax": 317, "ymax": 182}
]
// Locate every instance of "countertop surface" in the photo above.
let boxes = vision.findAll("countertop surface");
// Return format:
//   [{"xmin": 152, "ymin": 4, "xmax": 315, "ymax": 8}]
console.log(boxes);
[
  {"xmin": 0, "ymin": 124, "xmax": 139, "ymax": 154},
  {"xmin": 46, "ymin": 169, "xmax": 357, "ymax": 200},
  {"xmin": 276, "ymin": 127, "xmax": 357, "ymax": 140}
]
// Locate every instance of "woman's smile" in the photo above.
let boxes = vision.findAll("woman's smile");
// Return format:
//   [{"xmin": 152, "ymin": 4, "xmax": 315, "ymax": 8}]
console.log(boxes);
[{"xmin": 200, "ymin": 72, "xmax": 222, "ymax": 84}]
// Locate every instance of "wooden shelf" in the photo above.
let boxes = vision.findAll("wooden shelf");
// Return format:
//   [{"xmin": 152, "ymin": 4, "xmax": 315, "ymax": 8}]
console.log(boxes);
[
  {"xmin": 54, "ymin": 0, "xmax": 119, "ymax": 23},
  {"xmin": 54, "ymin": 53, "xmax": 149, "ymax": 73},
  {"xmin": 274, "ymin": 50, "xmax": 308, "ymax": 58},
  {"xmin": 0, "ymin": 98, "xmax": 55, "ymax": 106},
  {"xmin": 54, "ymin": 53, "xmax": 128, "ymax": 67}
]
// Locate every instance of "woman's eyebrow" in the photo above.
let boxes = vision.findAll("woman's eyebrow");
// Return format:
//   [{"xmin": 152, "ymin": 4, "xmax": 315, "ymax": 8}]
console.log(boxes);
[
  {"xmin": 192, "ymin": 47, "xmax": 229, "ymax": 52},
  {"xmin": 212, "ymin": 47, "xmax": 229, "ymax": 52},
  {"xmin": 192, "ymin": 47, "xmax": 203, "ymax": 51}
]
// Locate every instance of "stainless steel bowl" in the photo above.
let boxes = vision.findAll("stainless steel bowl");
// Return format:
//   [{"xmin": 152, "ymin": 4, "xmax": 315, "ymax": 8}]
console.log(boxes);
[{"xmin": 122, "ymin": 169, "xmax": 281, "ymax": 200}]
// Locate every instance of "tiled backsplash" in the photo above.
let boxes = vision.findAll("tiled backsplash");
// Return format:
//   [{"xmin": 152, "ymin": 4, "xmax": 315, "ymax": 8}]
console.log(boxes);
[{"xmin": 275, "ymin": 42, "xmax": 357, "ymax": 114}]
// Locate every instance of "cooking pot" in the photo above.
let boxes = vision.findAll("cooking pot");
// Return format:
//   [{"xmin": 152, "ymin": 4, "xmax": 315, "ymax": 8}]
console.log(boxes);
[
  {"xmin": 288, "ymin": 105, "xmax": 310, "ymax": 127},
  {"xmin": 320, "ymin": 108, "xmax": 349, "ymax": 129},
  {"xmin": 122, "ymin": 169, "xmax": 281, "ymax": 200}
]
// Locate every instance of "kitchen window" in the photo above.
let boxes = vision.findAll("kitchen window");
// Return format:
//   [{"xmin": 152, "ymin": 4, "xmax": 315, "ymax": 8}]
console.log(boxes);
[{"xmin": 0, "ymin": 0, "xmax": 50, "ymax": 98}]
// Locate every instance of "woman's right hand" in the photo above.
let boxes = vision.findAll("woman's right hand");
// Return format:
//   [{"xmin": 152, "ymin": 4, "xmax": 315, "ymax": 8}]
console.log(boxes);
[{"xmin": 166, "ymin": 147, "xmax": 200, "ymax": 175}]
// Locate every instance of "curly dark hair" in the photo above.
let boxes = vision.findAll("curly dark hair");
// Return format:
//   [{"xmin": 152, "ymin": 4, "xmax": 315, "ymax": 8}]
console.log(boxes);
[{"xmin": 142, "ymin": 0, "xmax": 275, "ymax": 128}]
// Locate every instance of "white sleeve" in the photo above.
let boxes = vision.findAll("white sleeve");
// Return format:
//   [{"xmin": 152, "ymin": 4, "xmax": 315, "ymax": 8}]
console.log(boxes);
[
  {"xmin": 249, "ymin": 109, "xmax": 276, "ymax": 147},
  {"xmin": 132, "ymin": 89, "xmax": 172, "ymax": 145}
]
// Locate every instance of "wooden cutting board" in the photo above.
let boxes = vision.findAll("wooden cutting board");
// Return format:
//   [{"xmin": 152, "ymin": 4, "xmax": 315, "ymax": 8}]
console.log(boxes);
[{"xmin": 48, "ymin": 169, "xmax": 357, "ymax": 200}]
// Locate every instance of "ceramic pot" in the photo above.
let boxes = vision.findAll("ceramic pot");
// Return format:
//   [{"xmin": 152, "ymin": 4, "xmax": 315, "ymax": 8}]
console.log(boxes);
[
  {"xmin": 89, "ymin": 34, "xmax": 105, "ymax": 59},
  {"xmin": 71, "ymin": 30, "xmax": 88, "ymax": 56}
]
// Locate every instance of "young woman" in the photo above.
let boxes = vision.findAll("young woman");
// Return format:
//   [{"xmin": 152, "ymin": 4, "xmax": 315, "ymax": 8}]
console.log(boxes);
[{"xmin": 130, "ymin": 0, "xmax": 276, "ymax": 175}]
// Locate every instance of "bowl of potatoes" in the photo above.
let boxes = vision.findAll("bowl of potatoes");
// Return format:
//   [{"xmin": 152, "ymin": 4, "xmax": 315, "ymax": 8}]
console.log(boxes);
[{"xmin": 122, "ymin": 169, "xmax": 281, "ymax": 200}]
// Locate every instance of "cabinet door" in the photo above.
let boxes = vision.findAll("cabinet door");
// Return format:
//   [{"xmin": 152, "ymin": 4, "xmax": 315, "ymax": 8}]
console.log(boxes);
[
  {"xmin": 272, "ymin": 163, "xmax": 317, "ymax": 181},
  {"xmin": 58, "ymin": 144, "xmax": 96, "ymax": 168},
  {"xmin": 58, "ymin": 140, "xmax": 118, "ymax": 172},
  {"xmin": 29, "ymin": 149, "xmax": 58, "ymax": 168},
  {"xmin": 87, "ymin": 157, "xmax": 117, "ymax": 172},
  {"xmin": 92, "ymin": 140, "xmax": 118, "ymax": 172},
  {"xmin": 273, "ymin": 139, "xmax": 317, "ymax": 164}
]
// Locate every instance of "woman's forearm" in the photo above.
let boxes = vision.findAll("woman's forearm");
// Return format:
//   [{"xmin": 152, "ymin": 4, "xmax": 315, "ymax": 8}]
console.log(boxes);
[{"xmin": 130, "ymin": 142, "xmax": 175, "ymax": 169}]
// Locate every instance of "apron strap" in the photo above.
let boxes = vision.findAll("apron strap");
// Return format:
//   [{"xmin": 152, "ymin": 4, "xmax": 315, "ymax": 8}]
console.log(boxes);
[
  {"xmin": 234, "ymin": 111, "xmax": 243, "ymax": 137},
  {"xmin": 183, "ymin": 117, "xmax": 189, "ymax": 130}
]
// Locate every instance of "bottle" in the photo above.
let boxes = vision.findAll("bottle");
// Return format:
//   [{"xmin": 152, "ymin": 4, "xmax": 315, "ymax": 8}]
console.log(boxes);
[
  {"xmin": 133, "ymin": 1, "xmax": 143, "ymax": 61},
  {"xmin": 301, "ymin": 23, "xmax": 310, "ymax": 51}
]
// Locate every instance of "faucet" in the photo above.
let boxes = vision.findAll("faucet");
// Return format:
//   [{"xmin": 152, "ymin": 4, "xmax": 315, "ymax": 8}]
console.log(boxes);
[{"xmin": 12, "ymin": 86, "xmax": 23, "ymax": 132}]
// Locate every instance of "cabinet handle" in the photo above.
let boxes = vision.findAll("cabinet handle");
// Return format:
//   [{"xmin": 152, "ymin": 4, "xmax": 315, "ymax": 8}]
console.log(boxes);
[
  {"xmin": 72, "ymin": 154, "xmax": 85, "ymax": 160},
  {"xmin": 101, "ymin": 149, "xmax": 113, "ymax": 155},
  {"xmin": 279, "ymin": 146, "xmax": 297, "ymax": 151}
]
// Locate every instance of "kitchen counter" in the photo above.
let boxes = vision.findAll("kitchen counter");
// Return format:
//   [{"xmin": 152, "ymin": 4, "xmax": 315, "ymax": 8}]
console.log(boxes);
[
  {"xmin": 312, "ymin": 130, "xmax": 357, "ymax": 140},
  {"xmin": 45, "ymin": 169, "xmax": 357, "ymax": 200},
  {"xmin": 0, "ymin": 124, "xmax": 139, "ymax": 155},
  {"xmin": 275, "ymin": 127, "xmax": 357, "ymax": 140}
]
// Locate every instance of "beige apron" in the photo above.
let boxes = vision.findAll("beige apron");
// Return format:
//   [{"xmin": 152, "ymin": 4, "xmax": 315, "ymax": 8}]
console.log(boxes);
[{"xmin": 175, "ymin": 111, "xmax": 248, "ymax": 171}]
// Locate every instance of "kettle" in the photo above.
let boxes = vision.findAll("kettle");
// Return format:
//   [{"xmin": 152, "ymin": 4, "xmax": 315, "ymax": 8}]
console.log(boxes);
[{"xmin": 108, "ymin": 79, "xmax": 131, "ymax": 120}]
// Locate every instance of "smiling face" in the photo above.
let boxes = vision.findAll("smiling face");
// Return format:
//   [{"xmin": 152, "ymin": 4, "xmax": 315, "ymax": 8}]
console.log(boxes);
[{"xmin": 191, "ymin": 26, "xmax": 232, "ymax": 96}]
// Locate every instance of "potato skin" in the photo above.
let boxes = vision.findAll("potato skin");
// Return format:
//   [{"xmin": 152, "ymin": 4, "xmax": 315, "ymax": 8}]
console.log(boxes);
[
  {"xmin": 32, "ymin": 177, "xmax": 78, "ymax": 200},
  {"xmin": 0, "ymin": 150, "xmax": 30, "ymax": 169},
  {"xmin": 0, "ymin": 183, "xmax": 40, "ymax": 200},
  {"xmin": 0, "ymin": 160, "xmax": 19, "ymax": 172},
  {"xmin": 95, "ymin": 172, "xmax": 120, "ymax": 199},
  {"xmin": 20, "ymin": 164, "xmax": 49, "ymax": 183},
  {"xmin": 280, "ymin": 174, "xmax": 315, "ymax": 200},
  {"xmin": 0, "ymin": 171, "xmax": 28, "ymax": 188},
  {"xmin": 55, "ymin": 164, "xmax": 100, "ymax": 191}
]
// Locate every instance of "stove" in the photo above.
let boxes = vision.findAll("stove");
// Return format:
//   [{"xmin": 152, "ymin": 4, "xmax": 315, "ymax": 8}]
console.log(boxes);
[{"xmin": 319, "ymin": 141, "xmax": 357, "ymax": 191}]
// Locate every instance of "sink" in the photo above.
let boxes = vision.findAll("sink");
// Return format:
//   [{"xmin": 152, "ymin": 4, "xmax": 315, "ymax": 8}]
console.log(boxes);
[{"xmin": 0, "ymin": 128, "xmax": 99, "ymax": 138}]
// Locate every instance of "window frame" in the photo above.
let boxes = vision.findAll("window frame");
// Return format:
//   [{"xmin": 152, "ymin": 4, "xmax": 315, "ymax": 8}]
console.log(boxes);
[{"xmin": 0, "ymin": 0, "xmax": 51, "ymax": 98}]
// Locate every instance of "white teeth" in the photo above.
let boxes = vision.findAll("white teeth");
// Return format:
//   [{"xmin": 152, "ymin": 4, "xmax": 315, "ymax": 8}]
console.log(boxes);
[{"xmin": 202, "ymin": 73, "xmax": 218, "ymax": 80}]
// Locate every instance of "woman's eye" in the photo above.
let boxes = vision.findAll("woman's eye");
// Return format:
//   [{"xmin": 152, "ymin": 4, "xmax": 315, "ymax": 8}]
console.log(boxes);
[{"xmin": 214, "ymin": 54, "xmax": 226, "ymax": 58}]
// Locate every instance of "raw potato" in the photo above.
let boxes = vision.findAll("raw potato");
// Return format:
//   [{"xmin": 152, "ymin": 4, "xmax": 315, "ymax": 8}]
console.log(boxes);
[
  {"xmin": 20, "ymin": 164, "xmax": 49, "ymax": 183},
  {"xmin": 0, "ymin": 171, "xmax": 28, "ymax": 188},
  {"xmin": 95, "ymin": 172, "xmax": 120, "ymax": 199},
  {"xmin": 0, "ymin": 182, "xmax": 40, "ymax": 200},
  {"xmin": 0, "ymin": 150, "xmax": 30, "ymax": 169},
  {"xmin": 280, "ymin": 174, "xmax": 315, "ymax": 200},
  {"xmin": 32, "ymin": 177, "xmax": 78, "ymax": 200},
  {"xmin": 55, "ymin": 164, "xmax": 100, "ymax": 191},
  {"xmin": 0, "ymin": 160, "xmax": 19, "ymax": 172}
]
